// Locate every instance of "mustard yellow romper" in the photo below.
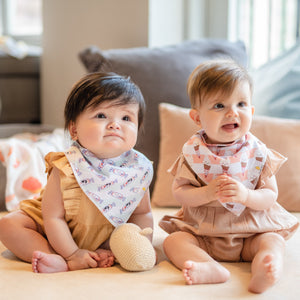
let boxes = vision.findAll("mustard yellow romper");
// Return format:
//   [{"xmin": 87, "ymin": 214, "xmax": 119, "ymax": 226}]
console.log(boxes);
[{"xmin": 20, "ymin": 152, "xmax": 114, "ymax": 251}]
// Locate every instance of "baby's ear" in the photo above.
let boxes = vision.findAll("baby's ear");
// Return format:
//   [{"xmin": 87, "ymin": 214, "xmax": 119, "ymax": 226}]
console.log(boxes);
[
  {"xmin": 189, "ymin": 109, "xmax": 201, "ymax": 126},
  {"xmin": 69, "ymin": 122, "xmax": 78, "ymax": 141}
]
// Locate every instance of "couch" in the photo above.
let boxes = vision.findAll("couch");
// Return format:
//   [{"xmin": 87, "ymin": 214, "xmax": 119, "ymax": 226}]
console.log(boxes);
[{"xmin": 1, "ymin": 39, "xmax": 300, "ymax": 300}]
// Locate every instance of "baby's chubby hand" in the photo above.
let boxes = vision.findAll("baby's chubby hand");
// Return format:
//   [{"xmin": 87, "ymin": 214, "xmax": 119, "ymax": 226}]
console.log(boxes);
[
  {"xmin": 215, "ymin": 175, "xmax": 248, "ymax": 205},
  {"xmin": 205, "ymin": 175, "xmax": 228, "ymax": 202},
  {"xmin": 66, "ymin": 248, "xmax": 100, "ymax": 271}
]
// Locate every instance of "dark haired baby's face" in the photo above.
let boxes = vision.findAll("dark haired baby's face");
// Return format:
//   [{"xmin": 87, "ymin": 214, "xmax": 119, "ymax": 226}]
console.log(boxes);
[{"xmin": 72, "ymin": 101, "xmax": 139, "ymax": 159}]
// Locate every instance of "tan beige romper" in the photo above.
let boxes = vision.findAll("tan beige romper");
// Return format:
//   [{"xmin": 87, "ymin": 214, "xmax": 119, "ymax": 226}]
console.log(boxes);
[
  {"xmin": 20, "ymin": 152, "xmax": 114, "ymax": 251},
  {"xmin": 159, "ymin": 152, "xmax": 299, "ymax": 262}
]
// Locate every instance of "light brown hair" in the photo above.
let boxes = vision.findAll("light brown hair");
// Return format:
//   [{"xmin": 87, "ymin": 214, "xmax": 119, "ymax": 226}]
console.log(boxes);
[{"xmin": 187, "ymin": 60, "xmax": 253, "ymax": 108}]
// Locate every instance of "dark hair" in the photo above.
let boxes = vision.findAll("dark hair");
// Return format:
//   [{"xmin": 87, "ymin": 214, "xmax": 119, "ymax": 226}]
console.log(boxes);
[
  {"xmin": 187, "ymin": 60, "xmax": 253, "ymax": 108},
  {"xmin": 64, "ymin": 72, "xmax": 145, "ymax": 130}
]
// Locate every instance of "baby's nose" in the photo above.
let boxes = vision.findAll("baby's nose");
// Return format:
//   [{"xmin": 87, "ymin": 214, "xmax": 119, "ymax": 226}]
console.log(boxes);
[
  {"xmin": 226, "ymin": 107, "xmax": 238, "ymax": 117},
  {"xmin": 108, "ymin": 121, "xmax": 121, "ymax": 129}
]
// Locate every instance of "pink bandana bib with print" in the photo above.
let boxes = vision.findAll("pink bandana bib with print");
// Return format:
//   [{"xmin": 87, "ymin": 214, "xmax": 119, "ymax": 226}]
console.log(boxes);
[{"xmin": 182, "ymin": 130, "xmax": 268, "ymax": 216}]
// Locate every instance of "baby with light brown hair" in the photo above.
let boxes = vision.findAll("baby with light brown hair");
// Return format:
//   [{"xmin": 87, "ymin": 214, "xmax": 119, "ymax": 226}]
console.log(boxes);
[{"xmin": 159, "ymin": 60, "xmax": 299, "ymax": 293}]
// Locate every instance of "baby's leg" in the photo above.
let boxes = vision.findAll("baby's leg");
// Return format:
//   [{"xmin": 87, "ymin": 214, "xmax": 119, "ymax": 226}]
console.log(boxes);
[
  {"xmin": 163, "ymin": 231, "xmax": 230, "ymax": 285},
  {"xmin": 95, "ymin": 248, "xmax": 115, "ymax": 268},
  {"xmin": 0, "ymin": 210, "xmax": 55, "ymax": 262},
  {"xmin": 0, "ymin": 210, "xmax": 68, "ymax": 273},
  {"xmin": 242, "ymin": 232, "xmax": 285, "ymax": 294}
]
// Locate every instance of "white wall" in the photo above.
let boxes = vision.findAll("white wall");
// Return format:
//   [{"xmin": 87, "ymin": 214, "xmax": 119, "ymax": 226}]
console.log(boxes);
[
  {"xmin": 148, "ymin": 0, "xmax": 185, "ymax": 47},
  {"xmin": 41, "ymin": 0, "xmax": 149, "ymax": 127},
  {"xmin": 41, "ymin": 0, "xmax": 230, "ymax": 127},
  {"xmin": 148, "ymin": 0, "xmax": 229, "ymax": 47}
]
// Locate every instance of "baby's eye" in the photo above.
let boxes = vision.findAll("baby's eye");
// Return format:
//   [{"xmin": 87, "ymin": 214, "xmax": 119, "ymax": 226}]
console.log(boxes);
[
  {"xmin": 96, "ymin": 113, "xmax": 106, "ymax": 119},
  {"xmin": 213, "ymin": 103, "xmax": 224, "ymax": 109},
  {"xmin": 122, "ymin": 115, "xmax": 130, "ymax": 121},
  {"xmin": 238, "ymin": 101, "xmax": 247, "ymax": 107}
]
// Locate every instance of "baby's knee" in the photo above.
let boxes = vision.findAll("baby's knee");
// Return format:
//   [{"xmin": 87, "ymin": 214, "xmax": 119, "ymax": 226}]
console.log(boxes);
[
  {"xmin": 0, "ymin": 211, "xmax": 33, "ymax": 237},
  {"xmin": 164, "ymin": 231, "xmax": 184, "ymax": 246},
  {"xmin": 0, "ymin": 215, "xmax": 12, "ymax": 238},
  {"xmin": 255, "ymin": 232, "xmax": 286, "ymax": 253},
  {"xmin": 163, "ymin": 231, "xmax": 196, "ymax": 250},
  {"xmin": 266, "ymin": 233, "xmax": 285, "ymax": 250}
]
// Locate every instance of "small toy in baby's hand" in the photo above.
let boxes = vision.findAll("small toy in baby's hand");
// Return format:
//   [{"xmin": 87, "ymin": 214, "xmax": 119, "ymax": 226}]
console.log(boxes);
[{"xmin": 109, "ymin": 223, "xmax": 156, "ymax": 271}]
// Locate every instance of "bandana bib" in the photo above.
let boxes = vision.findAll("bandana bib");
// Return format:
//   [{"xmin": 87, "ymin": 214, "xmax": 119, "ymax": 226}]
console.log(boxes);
[
  {"xmin": 65, "ymin": 144, "xmax": 153, "ymax": 227},
  {"xmin": 182, "ymin": 130, "xmax": 267, "ymax": 216}
]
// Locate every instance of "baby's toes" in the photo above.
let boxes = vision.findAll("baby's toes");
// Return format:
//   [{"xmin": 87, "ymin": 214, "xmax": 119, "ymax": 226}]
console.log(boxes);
[
  {"xmin": 98, "ymin": 256, "xmax": 114, "ymax": 268},
  {"xmin": 108, "ymin": 255, "xmax": 115, "ymax": 266}
]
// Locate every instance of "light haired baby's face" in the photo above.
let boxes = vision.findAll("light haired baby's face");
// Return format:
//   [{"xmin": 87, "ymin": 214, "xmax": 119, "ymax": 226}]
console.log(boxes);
[{"xmin": 191, "ymin": 81, "xmax": 254, "ymax": 144}]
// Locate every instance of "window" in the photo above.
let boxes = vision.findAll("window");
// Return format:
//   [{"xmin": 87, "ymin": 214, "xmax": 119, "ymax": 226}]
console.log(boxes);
[
  {"xmin": 149, "ymin": 0, "xmax": 300, "ymax": 69},
  {"xmin": 228, "ymin": 0, "xmax": 300, "ymax": 69},
  {"xmin": 0, "ymin": 0, "xmax": 42, "ymax": 46}
]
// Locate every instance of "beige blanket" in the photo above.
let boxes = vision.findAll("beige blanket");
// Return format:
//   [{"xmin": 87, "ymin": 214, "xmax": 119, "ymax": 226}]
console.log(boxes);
[{"xmin": 1, "ymin": 208, "xmax": 299, "ymax": 300}]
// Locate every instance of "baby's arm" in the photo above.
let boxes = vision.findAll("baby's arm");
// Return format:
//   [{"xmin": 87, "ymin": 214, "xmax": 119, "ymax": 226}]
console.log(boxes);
[
  {"xmin": 218, "ymin": 174, "xmax": 278, "ymax": 210},
  {"xmin": 128, "ymin": 188, "xmax": 153, "ymax": 241},
  {"xmin": 172, "ymin": 176, "xmax": 223, "ymax": 207},
  {"xmin": 42, "ymin": 167, "xmax": 99, "ymax": 270}
]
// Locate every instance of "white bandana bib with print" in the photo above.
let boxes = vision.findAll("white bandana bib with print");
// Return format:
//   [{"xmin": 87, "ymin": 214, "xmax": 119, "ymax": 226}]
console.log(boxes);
[
  {"xmin": 65, "ymin": 143, "xmax": 153, "ymax": 227},
  {"xmin": 182, "ymin": 130, "xmax": 268, "ymax": 216}
]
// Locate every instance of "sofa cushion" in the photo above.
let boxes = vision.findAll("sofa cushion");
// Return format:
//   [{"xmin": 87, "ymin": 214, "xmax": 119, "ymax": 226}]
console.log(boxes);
[
  {"xmin": 152, "ymin": 103, "xmax": 300, "ymax": 212},
  {"xmin": 251, "ymin": 115, "xmax": 300, "ymax": 211},
  {"xmin": 79, "ymin": 39, "xmax": 248, "ymax": 190},
  {"xmin": 152, "ymin": 103, "xmax": 198, "ymax": 207}
]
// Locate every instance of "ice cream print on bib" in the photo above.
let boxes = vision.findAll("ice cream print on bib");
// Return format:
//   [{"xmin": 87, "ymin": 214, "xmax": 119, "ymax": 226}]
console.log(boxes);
[
  {"xmin": 182, "ymin": 130, "xmax": 267, "ymax": 216},
  {"xmin": 65, "ymin": 143, "xmax": 153, "ymax": 227}
]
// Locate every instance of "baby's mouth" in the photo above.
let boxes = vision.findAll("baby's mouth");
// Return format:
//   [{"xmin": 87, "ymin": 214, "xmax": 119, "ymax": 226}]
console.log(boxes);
[
  {"xmin": 222, "ymin": 123, "xmax": 239, "ymax": 130},
  {"xmin": 105, "ymin": 133, "xmax": 122, "ymax": 139}
]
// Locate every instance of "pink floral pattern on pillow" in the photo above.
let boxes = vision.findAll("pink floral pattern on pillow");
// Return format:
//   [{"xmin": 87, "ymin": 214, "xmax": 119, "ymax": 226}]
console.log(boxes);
[{"xmin": 0, "ymin": 129, "xmax": 65, "ymax": 211}]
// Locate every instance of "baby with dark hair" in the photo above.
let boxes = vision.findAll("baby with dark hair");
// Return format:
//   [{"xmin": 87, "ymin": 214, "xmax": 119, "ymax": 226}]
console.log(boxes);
[{"xmin": 0, "ymin": 72, "xmax": 154, "ymax": 273}]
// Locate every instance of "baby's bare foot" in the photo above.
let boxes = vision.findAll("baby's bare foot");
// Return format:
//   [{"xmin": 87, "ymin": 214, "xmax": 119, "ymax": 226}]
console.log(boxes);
[
  {"xmin": 32, "ymin": 251, "xmax": 68, "ymax": 273},
  {"xmin": 248, "ymin": 254, "xmax": 281, "ymax": 294},
  {"xmin": 183, "ymin": 260, "xmax": 230, "ymax": 285},
  {"xmin": 95, "ymin": 249, "xmax": 115, "ymax": 268}
]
